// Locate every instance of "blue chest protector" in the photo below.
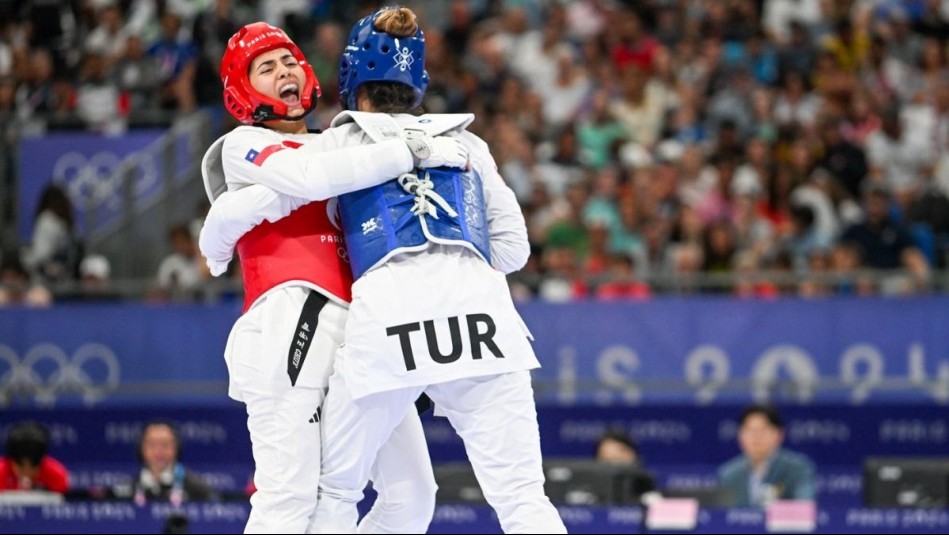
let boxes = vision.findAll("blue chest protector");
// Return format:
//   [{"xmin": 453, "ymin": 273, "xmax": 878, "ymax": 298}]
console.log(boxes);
[{"xmin": 339, "ymin": 166, "xmax": 492, "ymax": 280}]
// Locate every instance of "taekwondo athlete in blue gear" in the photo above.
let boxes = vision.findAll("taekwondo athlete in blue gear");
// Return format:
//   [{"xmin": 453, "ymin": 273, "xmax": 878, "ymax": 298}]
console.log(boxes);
[
  {"xmin": 311, "ymin": 7, "xmax": 568, "ymax": 534},
  {"xmin": 337, "ymin": 7, "xmax": 491, "ymax": 280}
]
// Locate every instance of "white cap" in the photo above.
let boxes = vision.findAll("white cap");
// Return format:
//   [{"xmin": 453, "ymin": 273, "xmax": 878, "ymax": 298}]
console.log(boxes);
[
  {"xmin": 731, "ymin": 167, "xmax": 763, "ymax": 197},
  {"xmin": 618, "ymin": 142, "xmax": 654, "ymax": 169},
  {"xmin": 656, "ymin": 139, "xmax": 685, "ymax": 163},
  {"xmin": 80, "ymin": 254, "xmax": 111, "ymax": 280}
]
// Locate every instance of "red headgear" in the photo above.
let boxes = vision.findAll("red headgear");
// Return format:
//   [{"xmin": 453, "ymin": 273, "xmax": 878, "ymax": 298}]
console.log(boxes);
[{"xmin": 220, "ymin": 22, "xmax": 321, "ymax": 124}]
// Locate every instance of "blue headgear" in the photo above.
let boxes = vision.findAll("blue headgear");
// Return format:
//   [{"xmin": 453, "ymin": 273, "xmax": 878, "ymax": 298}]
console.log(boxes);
[{"xmin": 338, "ymin": 7, "xmax": 429, "ymax": 111}]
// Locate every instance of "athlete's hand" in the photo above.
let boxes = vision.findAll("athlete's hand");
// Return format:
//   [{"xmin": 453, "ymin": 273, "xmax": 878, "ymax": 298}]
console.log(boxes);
[{"xmin": 403, "ymin": 132, "xmax": 469, "ymax": 169}]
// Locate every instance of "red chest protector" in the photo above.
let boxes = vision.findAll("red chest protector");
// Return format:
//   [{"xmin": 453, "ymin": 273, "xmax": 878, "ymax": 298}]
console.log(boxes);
[{"xmin": 236, "ymin": 201, "xmax": 353, "ymax": 313}]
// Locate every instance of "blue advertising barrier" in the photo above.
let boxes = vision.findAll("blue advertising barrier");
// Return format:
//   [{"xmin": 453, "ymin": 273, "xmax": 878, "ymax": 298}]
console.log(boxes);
[
  {"xmin": 1, "ymin": 503, "xmax": 948, "ymax": 534},
  {"xmin": 1, "ymin": 404, "xmax": 944, "ymax": 480},
  {"xmin": 517, "ymin": 298, "xmax": 949, "ymax": 406},
  {"xmin": 18, "ymin": 131, "xmax": 165, "ymax": 240},
  {"xmin": 0, "ymin": 302, "xmax": 240, "ymax": 407},
  {"xmin": 17, "ymin": 126, "xmax": 199, "ymax": 242},
  {"xmin": 1, "ymin": 297, "xmax": 947, "ymax": 408}
]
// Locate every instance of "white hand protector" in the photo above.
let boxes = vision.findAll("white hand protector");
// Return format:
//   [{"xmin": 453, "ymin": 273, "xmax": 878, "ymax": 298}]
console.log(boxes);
[{"xmin": 403, "ymin": 131, "xmax": 469, "ymax": 169}]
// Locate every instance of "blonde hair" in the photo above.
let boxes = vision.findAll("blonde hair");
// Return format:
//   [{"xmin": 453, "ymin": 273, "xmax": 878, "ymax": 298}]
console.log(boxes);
[{"xmin": 374, "ymin": 7, "xmax": 418, "ymax": 38}]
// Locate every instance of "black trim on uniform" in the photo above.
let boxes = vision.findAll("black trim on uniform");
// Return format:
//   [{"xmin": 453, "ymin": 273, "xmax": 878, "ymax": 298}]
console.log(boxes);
[{"xmin": 287, "ymin": 290, "xmax": 329, "ymax": 386}]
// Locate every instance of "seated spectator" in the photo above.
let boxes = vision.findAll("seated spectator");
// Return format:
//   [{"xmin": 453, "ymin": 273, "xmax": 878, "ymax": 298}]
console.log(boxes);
[
  {"xmin": 829, "ymin": 242, "xmax": 874, "ymax": 296},
  {"xmin": 595, "ymin": 427, "xmax": 641, "ymax": 466},
  {"xmin": 113, "ymin": 420, "xmax": 214, "ymax": 504},
  {"xmin": 113, "ymin": 35, "xmax": 163, "ymax": 117},
  {"xmin": 594, "ymin": 427, "xmax": 658, "ymax": 502},
  {"xmin": 75, "ymin": 51, "xmax": 127, "ymax": 134},
  {"xmin": 840, "ymin": 183, "xmax": 930, "ymax": 292},
  {"xmin": 732, "ymin": 251, "xmax": 779, "ymax": 299},
  {"xmin": 718, "ymin": 404, "xmax": 816, "ymax": 507},
  {"xmin": 53, "ymin": 254, "xmax": 121, "ymax": 303},
  {"xmin": 702, "ymin": 220, "xmax": 738, "ymax": 279},
  {"xmin": 798, "ymin": 249, "xmax": 833, "ymax": 298},
  {"xmin": 817, "ymin": 117, "xmax": 868, "ymax": 200},
  {"xmin": 84, "ymin": 3, "xmax": 129, "ymax": 63},
  {"xmin": 79, "ymin": 254, "xmax": 114, "ymax": 297},
  {"xmin": 15, "ymin": 48, "xmax": 59, "ymax": 122},
  {"xmin": 779, "ymin": 205, "xmax": 829, "ymax": 271},
  {"xmin": 23, "ymin": 184, "xmax": 83, "ymax": 284},
  {"xmin": 151, "ymin": 224, "xmax": 203, "ymax": 301},
  {"xmin": 148, "ymin": 12, "xmax": 197, "ymax": 113},
  {"xmin": 865, "ymin": 109, "xmax": 933, "ymax": 194},
  {"xmin": 0, "ymin": 421, "xmax": 69, "ymax": 493},
  {"xmin": 595, "ymin": 254, "xmax": 652, "ymax": 300},
  {"xmin": 537, "ymin": 245, "xmax": 587, "ymax": 302},
  {"xmin": 0, "ymin": 257, "xmax": 53, "ymax": 307}
]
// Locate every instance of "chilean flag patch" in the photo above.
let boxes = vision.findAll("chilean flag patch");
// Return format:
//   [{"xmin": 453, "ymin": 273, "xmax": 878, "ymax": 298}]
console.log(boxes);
[
  {"xmin": 245, "ymin": 145, "xmax": 285, "ymax": 166},
  {"xmin": 245, "ymin": 141, "xmax": 302, "ymax": 167}
]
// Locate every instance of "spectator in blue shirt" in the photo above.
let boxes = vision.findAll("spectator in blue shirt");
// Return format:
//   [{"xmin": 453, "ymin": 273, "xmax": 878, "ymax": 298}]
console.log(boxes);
[{"xmin": 147, "ymin": 11, "xmax": 196, "ymax": 112}]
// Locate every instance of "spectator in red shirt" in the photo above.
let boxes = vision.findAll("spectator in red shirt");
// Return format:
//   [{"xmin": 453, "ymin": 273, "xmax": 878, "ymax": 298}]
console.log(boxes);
[
  {"xmin": 0, "ymin": 421, "xmax": 69, "ymax": 494},
  {"xmin": 610, "ymin": 9, "xmax": 660, "ymax": 72},
  {"xmin": 596, "ymin": 254, "xmax": 652, "ymax": 300}
]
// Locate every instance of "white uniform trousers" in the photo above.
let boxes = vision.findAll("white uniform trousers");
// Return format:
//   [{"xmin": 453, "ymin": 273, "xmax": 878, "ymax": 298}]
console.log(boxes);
[
  {"xmin": 225, "ymin": 287, "xmax": 436, "ymax": 534},
  {"xmin": 312, "ymin": 370, "xmax": 567, "ymax": 534}
]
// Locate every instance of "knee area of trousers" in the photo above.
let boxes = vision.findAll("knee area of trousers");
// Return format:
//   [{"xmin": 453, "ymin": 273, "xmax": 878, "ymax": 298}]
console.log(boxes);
[{"xmin": 376, "ymin": 477, "xmax": 437, "ymax": 518}]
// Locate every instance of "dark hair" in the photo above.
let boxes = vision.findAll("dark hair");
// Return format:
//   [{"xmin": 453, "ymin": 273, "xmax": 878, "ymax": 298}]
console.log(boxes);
[
  {"xmin": 5, "ymin": 421, "xmax": 51, "ymax": 466},
  {"xmin": 34, "ymin": 184, "xmax": 75, "ymax": 230},
  {"xmin": 596, "ymin": 426, "xmax": 640, "ymax": 457},
  {"xmin": 835, "ymin": 18, "xmax": 853, "ymax": 34},
  {"xmin": 138, "ymin": 420, "xmax": 182, "ymax": 464},
  {"xmin": 163, "ymin": 512, "xmax": 190, "ymax": 534},
  {"xmin": 0, "ymin": 255, "xmax": 29, "ymax": 278},
  {"xmin": 790, "ymin": 204, "xmax": 815, "ymax": 228},
  {"xmin": 363, "ymin": 82, "xmax": 422, "ymax": 114},
  {"xmin": 739, "ymin": 404, "xmax": 784, "ymax": 429}
]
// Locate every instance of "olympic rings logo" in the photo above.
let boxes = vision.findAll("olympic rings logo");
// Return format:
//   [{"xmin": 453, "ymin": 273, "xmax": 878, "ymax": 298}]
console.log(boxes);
[
  {"xmin": 324, "ymin": 199, "xmax": 349, "ymax": 261},
  {"xmin": 51, "ymin": 150, "xmax": 159, "ymax": 210},
  {"xmin": 0, "ymin": 344, "xmax": 121, "ymax": 407}
]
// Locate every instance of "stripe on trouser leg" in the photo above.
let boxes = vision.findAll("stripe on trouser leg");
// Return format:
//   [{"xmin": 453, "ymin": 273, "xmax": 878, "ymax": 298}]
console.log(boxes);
[{"xmin": 287, "ymin": 290, "xmax": 329, "ymax": 386}]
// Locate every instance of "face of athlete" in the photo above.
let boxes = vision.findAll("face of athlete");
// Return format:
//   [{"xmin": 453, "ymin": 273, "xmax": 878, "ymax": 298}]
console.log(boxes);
[{"xmin": 249, "ymin": 47, "xmax": 307, "ymax": 132}]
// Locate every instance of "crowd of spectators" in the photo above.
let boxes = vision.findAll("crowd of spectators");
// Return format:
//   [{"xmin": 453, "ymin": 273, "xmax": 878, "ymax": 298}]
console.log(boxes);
[{"xmin": 2, "ymin": 0, "xmax": 949, "ymax": 303}]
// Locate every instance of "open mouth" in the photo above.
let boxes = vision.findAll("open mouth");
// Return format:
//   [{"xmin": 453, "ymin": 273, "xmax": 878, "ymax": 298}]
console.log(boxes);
[{"xmin": 279, "ymin": 83, "xmax": 301, "ymax": 106}]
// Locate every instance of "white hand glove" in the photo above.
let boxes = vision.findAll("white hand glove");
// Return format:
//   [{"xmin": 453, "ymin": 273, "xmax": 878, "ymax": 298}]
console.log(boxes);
[{"xmin": 403, "ymin": 133, "xmax": 469, "ymax": 169}]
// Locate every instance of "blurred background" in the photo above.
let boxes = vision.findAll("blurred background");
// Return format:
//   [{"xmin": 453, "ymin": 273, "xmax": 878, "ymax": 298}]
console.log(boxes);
[{"xmin": 0, "ymin": 0, "xmax": 948, "ymax": 533}]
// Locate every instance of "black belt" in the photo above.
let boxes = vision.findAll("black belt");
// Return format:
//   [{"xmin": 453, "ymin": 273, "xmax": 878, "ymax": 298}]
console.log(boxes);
[{"xmin": 287, "ymin": 290, "xmax": 329, "ymax": 387}]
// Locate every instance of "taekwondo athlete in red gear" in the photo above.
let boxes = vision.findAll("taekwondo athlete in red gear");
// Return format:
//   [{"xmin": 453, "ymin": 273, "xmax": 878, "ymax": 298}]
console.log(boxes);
[
  {"xmin": 200, "ymin": 21, "xmax": 468, "ymax": 534},
  {"xmin": 201, "ymin": 9, "xmax": 567, "ymax": 534}
]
